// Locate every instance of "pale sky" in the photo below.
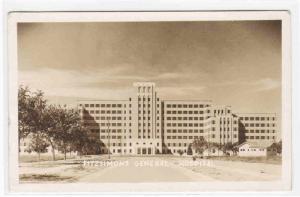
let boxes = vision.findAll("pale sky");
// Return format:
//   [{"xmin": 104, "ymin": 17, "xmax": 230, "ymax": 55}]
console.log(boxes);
[{"xmin": 18, "ymin": 21, "xmax": 281, "ymax": 115}]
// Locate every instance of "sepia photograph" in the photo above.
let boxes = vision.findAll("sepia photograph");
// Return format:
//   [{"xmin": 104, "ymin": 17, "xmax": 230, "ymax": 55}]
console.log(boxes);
[{"xmin": 7, "ymin": 12, "xmax": 292, "ymax": 192}]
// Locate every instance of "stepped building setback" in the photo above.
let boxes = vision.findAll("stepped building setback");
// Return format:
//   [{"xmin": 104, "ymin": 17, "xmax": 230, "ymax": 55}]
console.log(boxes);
[{"xmin": 78, "ymin": 82, "xmax": 278, "ymax": 155}]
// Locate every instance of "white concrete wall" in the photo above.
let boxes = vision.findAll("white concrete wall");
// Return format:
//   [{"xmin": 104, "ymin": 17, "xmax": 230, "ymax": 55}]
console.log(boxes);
[{"xmin": 238, "ymin": 144, "xmax": 267, "ymax": 157}]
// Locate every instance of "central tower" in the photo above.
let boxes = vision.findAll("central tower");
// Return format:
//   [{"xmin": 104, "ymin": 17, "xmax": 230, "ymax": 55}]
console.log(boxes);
[{"xmin": 131, "ymin": 82, "xmax": 162, "ymax": 154}]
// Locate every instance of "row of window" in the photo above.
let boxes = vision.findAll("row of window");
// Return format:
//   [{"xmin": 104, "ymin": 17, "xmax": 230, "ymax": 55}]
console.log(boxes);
[
  {"xmin": 243, "ymin": 123, "xmax": 276, "ymax": 127},
  {"xmin": 102, "ymin": 142, "xmax": 160, "ymax": 147},
  {"xmin": 85, "ymin": 110, "xmax": 123, "ymax": 114},
  {"xmin": 166, "ymin": 129, "xmax": 204, "ymax": 133},
  {"xmin": 217, "ymin": 134, "xmax": 237, "ymax": 138},
  {"xmin": 246, "ymin": 136, "xmax": 276, "ymax": 139},
  {"xmin": 166, "ymin": 143, "xmax": 188, "ymax": 147},
  {"xmin": 218, "ymin": 120, "xmax": 236, "ymax": 125},
  {"xmin": 138, "ymin": 86, "xmax": 152, "ymax": 93},
  {"xmin": 100, "ymin": 135, "xmax": 122, "ymax": 139},
  {"xmin": 166, "ymin": 110, "xmax": 209, "ymax": 115},
  {"xmin": 138, "ymin": 110, "xmax": 160, "ymax": 114},
  {"xmin": 165, "ymin": 134, "xmax": 237, "ymax": 139},
  {"xmin": 166, "ymin": 104, "xmax": 210, "ymax": 108},
  {"xmin": 138, "ymin": 129, "xmax": 160, "ymax": 133},
  {"xmin": 83, "ymin": 116, "xmax": 125, "ymax": 121},
  {"xmin": 138, "ymin": 104, "xmax": 160, "ymax": 108},
  {"xmin": 138, "ymin": 97, "xmax": 159, "ymax": 101},
  {"xmin": 82, "ymin": 110, "xmax": 132, "ymax": 115},
  {"xmin": 240, "ymin": 117, "xmax": 276, "ymax": 121},
  {"xmin": 213, "ymin": 109, "xmax": 231, "ymax": 115},
  {"xmin": 138, "ymin": 136, "xmax": 160, "ymax": 139},
  {"xmin": 99, "ymin": 123, "xmax": 126, "ymax": 127},
  {"xmin": 166, "ymin": 123, "xmax": 204, "ymax": 127},
  {"xmin": 245, "ymin": 130, "xmax": 276, "ymax": 133},
  {"xmin": 166, "ymin": 116, "xmax": 205, "ymax": 121},
  {"xmin": 81, "ymin": 104, "xmax": 123, "ymax": 108},
  {"xmin": 215, "ymin": 127, "xmax": 238, "ymax": 132},
  {"xmin": 96, "ymin": 116, "xmax": 131, "ymax": 121},
  {"xmin": 240, "ymin": 148, "xmax": 265, "ymax": 152},
  {"xmin": 99, "ymin": 129, "xmax": 161, "ymax": 133},
  {"xmin": 166, "ymin": 136, "xmax": 198, "ymax": 140},
  {"xmin": 138, "ymin": 116, "xmax": 159, "ymax": 120},
  {"xmin": 138, "ymin": 123, "xmax": 160, "ymax": 126},
  {"xmin": 100, "ymin": 129, "xmax": 125, "ymax": 133}
]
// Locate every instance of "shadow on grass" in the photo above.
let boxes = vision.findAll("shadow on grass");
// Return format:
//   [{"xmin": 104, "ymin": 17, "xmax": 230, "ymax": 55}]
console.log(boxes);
[{"xmin": 20, "ymin": 174, "xmax": 76, "ymax": 182}]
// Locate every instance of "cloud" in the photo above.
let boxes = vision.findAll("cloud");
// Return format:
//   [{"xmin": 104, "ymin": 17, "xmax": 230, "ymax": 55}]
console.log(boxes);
[
  {"xmin": 253, "ymin": 78, "xmax": 281, "ymax": 91},
  {"xmin": 19, "ymin": 67, "xmax": 209, "ymax": 102},
  {"xmin": 209, "ymin": 78, "xmax": 281, "ymax": 92},
  {"xmin": 18, "ymin": 68, "xmax": 134, "ymax": 100}
]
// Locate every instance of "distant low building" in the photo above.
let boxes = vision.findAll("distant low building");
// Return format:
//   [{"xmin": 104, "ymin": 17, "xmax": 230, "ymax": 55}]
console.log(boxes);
[
  {"xmin": 237, "ymin": 142, "xmax": 276, "ymax": 157},
  {"xmin": 203, "ymin": 146, "xmax": 225, "ymax": 157}
]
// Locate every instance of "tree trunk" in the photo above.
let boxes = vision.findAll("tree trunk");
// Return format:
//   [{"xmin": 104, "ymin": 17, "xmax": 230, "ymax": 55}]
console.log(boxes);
[
  {"xmin": 18, "ymin": 136, "xmax": 21, "ymax": 160},
  {"xmin": 51, "ymin": 146, "xmax": 56, "ymax": 161},
  {"xmin": 37, "ymin": 133, "xmax": 41, "ymax": 162},
  {"xmin": 38, "ymin": 151, "xmax": 41, "ymax": 161},
  {"xmin": 46, "ymin": 137, "xmax": 56, "ymax": 161},
  {"xmin": 64, "ymin": 147, "xmax": 67, "ymax": 160},
  {"xmin": 50, "ymin": 142, "xmax": 55, "ymax": 161}
]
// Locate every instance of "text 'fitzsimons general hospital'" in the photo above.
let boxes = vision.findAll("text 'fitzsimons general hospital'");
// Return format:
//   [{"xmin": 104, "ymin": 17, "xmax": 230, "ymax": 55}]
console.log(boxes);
[{"xmin": 78, "ymin": 82, "xmax": 278, "ymax": 155}]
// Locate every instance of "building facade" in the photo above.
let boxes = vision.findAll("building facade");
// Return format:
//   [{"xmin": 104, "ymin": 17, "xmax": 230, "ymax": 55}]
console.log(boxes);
[
  {"xmin": 237, "ymin": 113, "xmax": 277, "ymax": 145},
  {"xmin": 78, "ymin": 82, "xmax": 278, "ymax": 155}
]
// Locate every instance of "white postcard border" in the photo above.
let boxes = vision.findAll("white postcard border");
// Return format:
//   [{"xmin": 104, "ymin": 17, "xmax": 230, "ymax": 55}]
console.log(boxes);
[{"xmin": 7, "ymin": 11, "xmax": 292, "ymax": 193}]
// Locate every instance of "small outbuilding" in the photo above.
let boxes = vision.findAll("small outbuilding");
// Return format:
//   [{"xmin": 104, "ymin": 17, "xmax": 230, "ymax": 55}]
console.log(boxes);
[{"xmin": 237, "ymin": 142, "xmax": 277, "ymax": 157}]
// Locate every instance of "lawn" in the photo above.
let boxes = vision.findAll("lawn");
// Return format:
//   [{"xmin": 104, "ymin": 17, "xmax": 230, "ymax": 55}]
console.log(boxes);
[
  {"xmin": 19, "ymin": 154, "xmax": 76, "ymax": 163},
  {"xmin": 205, "ymin": 155, "xmax": 282, "ymax": 165}
]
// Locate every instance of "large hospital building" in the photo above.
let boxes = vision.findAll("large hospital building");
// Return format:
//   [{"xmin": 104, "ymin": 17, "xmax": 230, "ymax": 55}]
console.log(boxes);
[{"xmin": 78, "ymin": 82, "xmax": 278, "ymax": 155}]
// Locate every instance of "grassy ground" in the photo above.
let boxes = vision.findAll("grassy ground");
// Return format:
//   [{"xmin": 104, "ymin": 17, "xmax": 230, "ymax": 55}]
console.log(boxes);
[
  {"xmin": 20, "ymin": 174, "xmax": 76, "ymax": 182},
  {"xmin": 205, "ymin": 155, "xmax": 282, "ymax": 165},
  {"xmin": 19, "ymin": 155, "xmax": 282, "ymax": 183},
  {"xmin": 19, "ymin": 154, "xmax": 76, "ymax": 163}
]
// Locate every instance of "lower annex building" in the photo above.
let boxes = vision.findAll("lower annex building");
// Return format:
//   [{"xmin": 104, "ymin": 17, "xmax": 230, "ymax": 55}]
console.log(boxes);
[{"xmin": 78, "ymin": 82, "xmax": 278, "ymax": 155}]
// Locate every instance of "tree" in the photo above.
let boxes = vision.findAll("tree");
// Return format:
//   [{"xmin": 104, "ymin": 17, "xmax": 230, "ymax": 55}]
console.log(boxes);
[
  {"xmin": 277, "ymin": 140, "xmax": 282, "ymax": 154},
  {"xmin": 26, "ymin": 132, "xmax": 49, "ymax": 161},
  {"xmin": 222, "ymin": 142, "xmax": 234, "ymax": 154},
  {"xmin": 18, "ymin": 87, "xmax": 48, "ymax": 160},
  {"xmin": 177, "ymin": 149, "xmax": 184, "ymax": 156},
  {"xmin": 42, "ymin": 105, "xmax": 62, "ymax": 161},
  {"xmin": 187, "ymin": 144, "xmax": 193, "ymax": 155},
  {"xmin": 54, "ymin": 106, "xmax": 82, "ymax": 160},
  {"xmin": 18, "ymin": 86, "xmax": 102, "ymax": 161},
  {"xmin": 269, "ymin": 141, "xmax": 282, "ymax": 155},
  {"xmin": 192, "ymin": 137, "xmax": 208, "ymax": 155},
  {"xmin": 18, "ymin": 86, "xmax": 32, "ymax": 151}
]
